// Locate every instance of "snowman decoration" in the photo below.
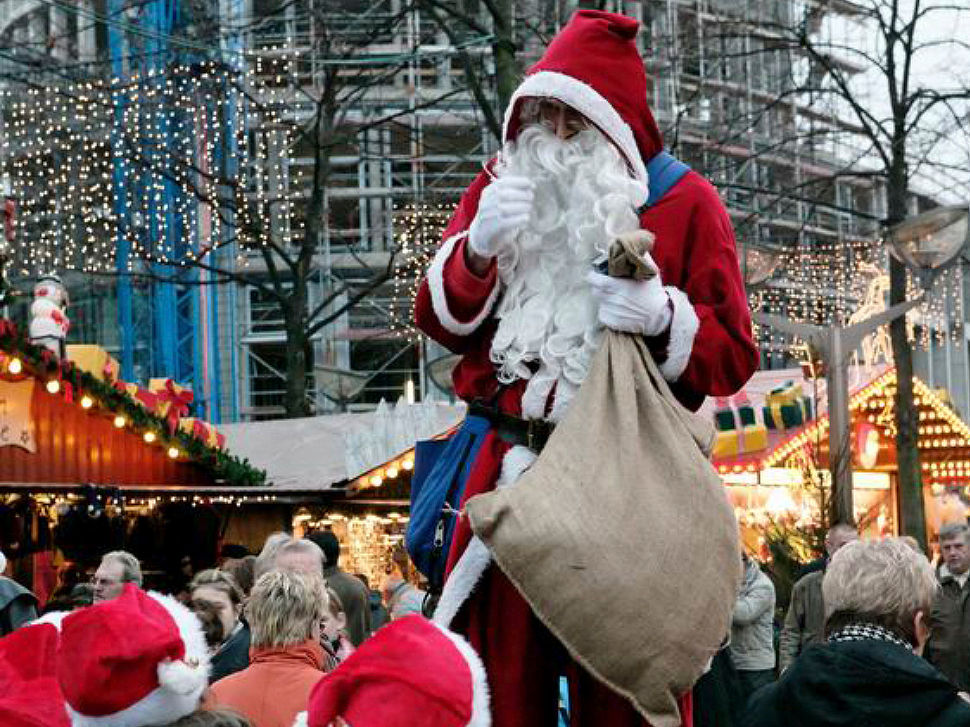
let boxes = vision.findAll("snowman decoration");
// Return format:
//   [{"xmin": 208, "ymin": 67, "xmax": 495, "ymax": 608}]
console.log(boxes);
[{"xmin": 29, "ymin": 273, "xmax": 70, "ymax": 357}]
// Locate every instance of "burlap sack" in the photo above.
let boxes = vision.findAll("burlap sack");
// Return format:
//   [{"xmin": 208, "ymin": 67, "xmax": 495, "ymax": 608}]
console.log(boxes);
[{"xmin": 466, "ymin": 329, "xmax": 741, "ymax": 726}]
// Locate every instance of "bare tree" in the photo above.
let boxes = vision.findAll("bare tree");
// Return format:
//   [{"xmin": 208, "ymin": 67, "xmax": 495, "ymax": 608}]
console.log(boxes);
[
  {"xmin": 3, "ymin": 0, "xmax": 479, "ymax": 418},
  {"xmin": 655, "ymin": 0, "xmax": 969, "ymax": 547}
]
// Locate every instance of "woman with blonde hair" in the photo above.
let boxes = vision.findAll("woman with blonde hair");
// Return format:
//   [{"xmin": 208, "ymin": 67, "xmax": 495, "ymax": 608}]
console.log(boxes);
[
  {"xmin": 205, "ymin": 570, "xmax": 329, "ymax": 727},
  {"xmin": 190, "ymin": 569, "xmax": 250, "ymax": 683}
]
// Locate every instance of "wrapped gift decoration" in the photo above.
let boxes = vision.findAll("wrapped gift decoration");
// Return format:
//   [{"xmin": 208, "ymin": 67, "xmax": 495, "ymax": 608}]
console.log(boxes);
[
  {"xmin": 66, "ymin": 345, "xmax": 120, "ymax": 383},
  {"xmin": 714, "ymin": 396, "xmax": 736, "ymax": 431},
  {"xmin": 764, "ymin": 382, "xmax": 807, "ymax": 430},
  {"xmin": 179, "ymin": 417, "xmax": 224, "ymax": 449},
  {"xmin": 149, "ymin": 378, "xmax": 194, "ymax": 433},
  {"xmin": 123, "ymin": 382, "xmax": 159, "ymax": 411},
  {"xmin": 741, "ymin": 424, "xmax": 768, "ymax": 453},
  {"xmin": 713, "ymin": 429, "xmax": 739, "ymax": 459}
]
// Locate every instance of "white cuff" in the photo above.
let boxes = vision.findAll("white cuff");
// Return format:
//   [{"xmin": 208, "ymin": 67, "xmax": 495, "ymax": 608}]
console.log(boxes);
[
  {"xmin": 659, "ymin": 287, "xmax": 699, "ymax": 382},
  {"xmin": 427, "ymin": 231, "xmax": 500, "ymax": 336}
]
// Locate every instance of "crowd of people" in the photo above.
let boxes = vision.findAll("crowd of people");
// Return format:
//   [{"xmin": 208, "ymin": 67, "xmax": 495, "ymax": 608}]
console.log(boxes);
[
  {"xmin": 0, "ymin": 530, "xmax": 468, "ymax": 727},
  {"xmin": 696, "ymin": 524, "xmax": 970, "ymax": 726},
  {"xmin": 3, "ymin": 524, "xmax": 970, "ymax": 726}
]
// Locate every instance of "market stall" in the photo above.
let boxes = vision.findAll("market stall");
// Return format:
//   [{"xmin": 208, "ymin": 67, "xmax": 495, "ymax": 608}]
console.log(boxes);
[
  {"xmin": 220, "ymin": 399, "xmax": 463, "ymax": 587},
  {"xmin": 708, "ymin": 366, "xmax": 970, "ymax": 556},
  {"xmin": 0, "ymin": 320, "xmax": 263, "ymax": 602}
]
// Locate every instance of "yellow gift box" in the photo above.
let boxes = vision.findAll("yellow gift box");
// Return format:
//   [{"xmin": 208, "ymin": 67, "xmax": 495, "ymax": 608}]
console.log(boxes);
[
  {"xmin": 741, "ymin": 424, "xmax": 768, "ymax": 453},
  {"xmin": 713, "ymin": 430, "xmax": 739, "ymax": 459},
  {"xmin": 66, "ymin": 344, "xmax": 120, "ymax": 383},
  {"xmin": 179, "ymin": 417, "xmax": 225, "ymax": 449}
]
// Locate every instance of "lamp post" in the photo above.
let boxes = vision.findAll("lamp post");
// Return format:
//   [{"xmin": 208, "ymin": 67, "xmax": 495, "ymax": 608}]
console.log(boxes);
[
  {"xmin": 754, "ymin": 300, "xmax": 921, "ymax": 525},
  {"xmin": 752, "ymin": 204, "xmax": 969, "ymax": 526}
]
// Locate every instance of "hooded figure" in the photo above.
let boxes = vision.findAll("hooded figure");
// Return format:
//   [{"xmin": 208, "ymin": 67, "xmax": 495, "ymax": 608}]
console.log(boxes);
[{"xmin": 414, "ymin": 10, "xmax": 756, "ymax": 727}]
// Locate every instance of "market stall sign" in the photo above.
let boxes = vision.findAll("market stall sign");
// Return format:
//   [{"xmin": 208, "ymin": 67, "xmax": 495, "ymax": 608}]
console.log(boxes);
[{"xmin": 0, "ymin": 379, "xmax": 35, "ymax": 452}]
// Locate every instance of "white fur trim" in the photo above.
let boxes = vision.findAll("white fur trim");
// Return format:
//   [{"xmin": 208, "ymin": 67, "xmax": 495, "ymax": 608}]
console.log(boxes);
[
  {"xmin": 146, "ymin": 591, "xmax": 211, "ymax": 688},
  {"xmin": 427, "ymin": 231, "xmax": 500, "ymax": 336},
  {"xmin": 496, "ymin": 445, "xmax": 537, "ymax": 488},
  {"xmin": 66, "ymin": 688, "xmax": 202, "ymax": 727},
  {"xmin": 659, "ymin": 286, "xmax": 699, "ymax": 382},
  {"xmin": 292, "ymin": 711, "xmax": 309, "ymax": 727},
  {"xmin": 432, "ymin": 536, "xmax": 492, "ymax": 629},
  {"xmin": 431, "ymin": 623, "xmax": 492, "ymax": 727},
  {"xmin": 433, "ymin": 446, "xmax": 537, "ymax": 628},
  {"xmin": 31, "ymin": 610, "xmax": 69, "ymax": 630},
  {"xmin": 503, "ymin": 72, "xmax": 649, "ymax": 203}
]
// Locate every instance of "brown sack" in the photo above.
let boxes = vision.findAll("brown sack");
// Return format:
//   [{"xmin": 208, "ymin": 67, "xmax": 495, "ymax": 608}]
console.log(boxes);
[{"xmin": 466, "ymin": 331, "xmax": 741, "ymax": 727}]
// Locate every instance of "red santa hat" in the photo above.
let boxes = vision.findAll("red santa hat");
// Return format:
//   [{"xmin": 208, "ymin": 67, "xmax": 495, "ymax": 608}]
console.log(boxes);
[
  {"xmin": 502, "ymin": 9, "xmax": 662, "ymax": 202},
  {"xmin": 0, "ymin": 623, "xmax": 70, "ymax": 727},
  {"xmin": 294, "ymin": 615, "xmax": 490, "ymax": 727},
  {"xmin": 55, "ymin": 584, "xmax": 209, "ymax": 727}
]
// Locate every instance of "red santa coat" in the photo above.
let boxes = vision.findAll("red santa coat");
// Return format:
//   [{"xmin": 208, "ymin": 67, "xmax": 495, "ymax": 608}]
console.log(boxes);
[{"xmin": 415, "ymin": 11, "xmax": 757, "ymax": 724}]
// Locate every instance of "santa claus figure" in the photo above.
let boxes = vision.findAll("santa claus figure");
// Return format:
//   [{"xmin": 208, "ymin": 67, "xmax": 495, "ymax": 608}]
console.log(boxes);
[
  {"xmin": 29, "ymin": 273, "xmax": 70, "ymax": 358},
  {"xmin": 414, "ymin": 10, "xmax": 757, "ymax": 727}
]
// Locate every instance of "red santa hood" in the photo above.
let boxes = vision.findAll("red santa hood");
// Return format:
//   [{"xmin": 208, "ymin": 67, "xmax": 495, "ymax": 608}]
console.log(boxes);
[{"xmin": 502, "ymin": 10, "xmax": 663, "ymax": 202}]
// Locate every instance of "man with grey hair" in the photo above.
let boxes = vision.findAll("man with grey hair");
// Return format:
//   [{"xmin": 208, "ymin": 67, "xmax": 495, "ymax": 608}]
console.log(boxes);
[
  {"xmin": 746, "ymin": 538, "xmax": 970, "ymax": 726},
  {"xmin": 926, "ymin": 522, "xmax": 970, "ymax": 690},
  {"xmin": 92, "ymin": 550, "xmax": 142, "ymax": 604},
  {"xmin": 253, "ymin": 532, "xmax": 325, "ymax": 580},
  {"xmin": 779, "ymin": 523, "xmax": 858, "ymax": 671}
]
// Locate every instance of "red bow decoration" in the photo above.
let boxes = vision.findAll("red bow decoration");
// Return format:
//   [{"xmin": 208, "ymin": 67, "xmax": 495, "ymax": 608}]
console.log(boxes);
[{"xmin": 157, "ymin": 379, "xmax": 194, "ymax": 434}]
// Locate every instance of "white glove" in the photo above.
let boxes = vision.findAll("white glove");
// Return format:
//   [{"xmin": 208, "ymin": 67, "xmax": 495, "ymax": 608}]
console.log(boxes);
[
  {"xmin": 586, "ymin": 260, "xmax": 672, "ymax": 337},
  {"xmin": 467, "ymin": 175, "xmax": 534, "ymax": 259}
]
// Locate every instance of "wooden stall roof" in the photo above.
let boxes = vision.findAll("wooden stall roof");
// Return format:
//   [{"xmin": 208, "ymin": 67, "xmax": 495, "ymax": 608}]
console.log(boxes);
[{"xmin": 0, "ymin": 378, "xmax": 213, "ymax": 486}]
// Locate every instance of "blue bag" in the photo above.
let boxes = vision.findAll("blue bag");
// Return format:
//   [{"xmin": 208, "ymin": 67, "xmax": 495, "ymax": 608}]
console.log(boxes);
[{"xmin": 406, "ymin": 414, "xmax": 491, "ymax": 587}]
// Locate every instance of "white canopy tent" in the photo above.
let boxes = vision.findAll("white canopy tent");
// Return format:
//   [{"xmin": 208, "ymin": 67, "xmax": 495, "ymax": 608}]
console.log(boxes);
[{"xmin": 219, "ymin": 401, "xmax": 465, "ymax": 491}]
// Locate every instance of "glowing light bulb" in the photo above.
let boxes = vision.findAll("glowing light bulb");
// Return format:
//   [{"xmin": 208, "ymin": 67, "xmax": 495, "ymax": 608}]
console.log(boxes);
[
  {"xmin": 81, "ymin": 396, "xmax": 94, "ymax": 409},
  {"xmin": 113, "ymin": 415, "xmax": 126, "ymax": 428},
  {"xmin": 167, "ymin": 447, "xmax": 180, "ymax": 459},
  {"xmin": 46, "ymin": 380, "xmax": 60, "ymax": 394},
  {"xmin": 143, "ymin": 431, "xmax": 156, "ymax": 443},
  {"xmin": 7, "ymin": 358, "xmax": 22, "ymax": 374}
]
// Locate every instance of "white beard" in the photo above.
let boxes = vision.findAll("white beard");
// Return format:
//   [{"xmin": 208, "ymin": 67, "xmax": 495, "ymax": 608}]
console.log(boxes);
[{"xmin": 489, "ymin": 125, "xmax": 644, "ymax": 421}]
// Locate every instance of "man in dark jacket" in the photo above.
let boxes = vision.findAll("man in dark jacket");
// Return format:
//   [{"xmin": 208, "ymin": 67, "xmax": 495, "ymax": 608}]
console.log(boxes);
[
  {"xmin": 927, "ymin": 522, "xmax": 970, "ymax": 691},
  {"xmin": 746, "ymin": 538, "xmax": 970, "ymax": 727},
  {"xmin": 0, "ymin": 549, "xmax": 37, "ymax": 635},
  {"xmin": 307, "ymin": 530, "xmax": 371, "ymax": 645},
  {"xmin": 779, "ymin": 523, "xmax": 857, "ymax": 671}
]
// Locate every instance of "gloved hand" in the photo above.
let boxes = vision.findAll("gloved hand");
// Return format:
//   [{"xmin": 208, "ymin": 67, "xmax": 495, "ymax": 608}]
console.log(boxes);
[
  {"xmin": 586, "ymin": 256, "xmax": 672, "ymax": 337},
  {"xmin": 467, "ymin": 175, "xmax": 535, "ymax": 259}
]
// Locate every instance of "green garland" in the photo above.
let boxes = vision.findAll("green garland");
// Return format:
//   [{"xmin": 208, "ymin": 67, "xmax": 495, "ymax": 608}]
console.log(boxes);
[{"xmin": 0, "ymin": 321, "xmax": 266, "ymax": 487}]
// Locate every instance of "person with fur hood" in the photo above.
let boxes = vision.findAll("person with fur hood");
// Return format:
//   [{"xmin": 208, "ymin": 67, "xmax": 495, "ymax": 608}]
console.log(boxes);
[{"xmin": 414, "ymin": 9, "xmax": 756, "ymax": 727}]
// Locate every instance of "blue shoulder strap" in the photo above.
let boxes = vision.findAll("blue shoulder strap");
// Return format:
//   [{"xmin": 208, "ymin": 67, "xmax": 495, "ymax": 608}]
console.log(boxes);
[{"xmin": 641, "ymin": 151, "xmax": 691, "ymax": 210}]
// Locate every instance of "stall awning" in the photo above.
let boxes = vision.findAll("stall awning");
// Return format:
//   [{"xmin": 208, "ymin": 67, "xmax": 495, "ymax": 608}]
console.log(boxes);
[{"xmin": 220, "ymin": 401, "xmax": 465, "ymax": 491}]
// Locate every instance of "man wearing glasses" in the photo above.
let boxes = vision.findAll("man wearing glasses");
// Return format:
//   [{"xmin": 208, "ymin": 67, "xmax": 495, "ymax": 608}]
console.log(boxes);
[{"xmin": 92, "ymin": 550, "xmax": 142, "ymax": 604}]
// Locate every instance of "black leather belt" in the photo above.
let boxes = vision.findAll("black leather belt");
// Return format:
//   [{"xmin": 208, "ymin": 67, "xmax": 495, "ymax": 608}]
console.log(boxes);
[{"xmin": 468, "ymin": 401, "xmax": 555, "ymax": 453}]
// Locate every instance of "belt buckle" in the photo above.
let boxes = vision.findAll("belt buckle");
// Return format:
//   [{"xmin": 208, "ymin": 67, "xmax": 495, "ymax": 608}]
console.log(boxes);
[{"xmin": 526, "ymin": 420, "xmax": 538, "ymax": 451}]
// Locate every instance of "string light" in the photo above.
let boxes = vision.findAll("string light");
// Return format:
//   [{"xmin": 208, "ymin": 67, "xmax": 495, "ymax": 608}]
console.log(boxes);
[
  {"xmin": 45, "ymin": 380, "xmax": 60, "ymax": 394},
  {"xmin": 1, "ymin": 60, "xmax": 292, "ymax": 276},
  {"xmin": 80, "ymin": 395, "xmax": 94, "ymax": 409},
  {"xmin": 7, "ymin": 358, "xmax": 22, "ymax": 374},
  {"xmin": 167, "ymin": 446, "xmax": 180, "ymax": 459},
  {"xmin": 143, "ymin": 431, "xmax": 156, "ymax": 443},
  {"xmin": 113, "ymin": 415, "xmax": 126, "ymax": 428}
]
